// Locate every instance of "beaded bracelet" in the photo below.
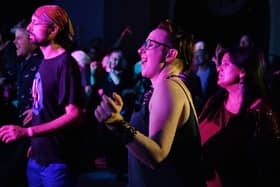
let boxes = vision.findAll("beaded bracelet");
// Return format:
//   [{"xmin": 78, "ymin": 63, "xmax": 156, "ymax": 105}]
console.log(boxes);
[{"xmin": 108, "ymin": 120, "xmax": 137, "ymax": 145}]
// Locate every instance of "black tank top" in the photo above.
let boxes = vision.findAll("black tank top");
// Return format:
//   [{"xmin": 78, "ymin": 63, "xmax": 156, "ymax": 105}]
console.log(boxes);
[{"xmin": 127, "ymin": 77, "xmax": 206, "ymax": 187}]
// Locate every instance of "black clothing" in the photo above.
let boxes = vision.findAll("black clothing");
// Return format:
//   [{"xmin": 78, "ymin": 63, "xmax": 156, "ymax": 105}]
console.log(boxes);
[
  {"xmin": 127, "ymin": 78, "xmax": 205, "ymax": 187},
  {"xmin": 31, "ymin": 52, "xmax": 83, "ymax": 169},
  {"xmin": 16, "ymin": 52, "xmax": 42, "ymax": 126}
]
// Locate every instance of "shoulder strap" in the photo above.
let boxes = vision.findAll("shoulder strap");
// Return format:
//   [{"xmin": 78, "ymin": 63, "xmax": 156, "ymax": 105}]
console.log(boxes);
[{"xmin": 168, "ymin": 77, "xmax": 198, "ymax": 122}]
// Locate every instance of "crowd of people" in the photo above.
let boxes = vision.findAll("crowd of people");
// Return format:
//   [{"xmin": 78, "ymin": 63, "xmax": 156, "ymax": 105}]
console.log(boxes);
[{"xmin": 0, "ymin": 3, "xmax": 279, "ymax": 187}]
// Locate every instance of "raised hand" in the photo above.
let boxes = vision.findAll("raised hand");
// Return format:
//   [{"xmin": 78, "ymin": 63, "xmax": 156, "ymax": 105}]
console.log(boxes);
[
  {"xmin": 94, "ymin": 92, "xmax": 124, "ymax": 125},
  {"xmin": 121, "ymin": 26, "xmax": 132, "ymax": 37}
]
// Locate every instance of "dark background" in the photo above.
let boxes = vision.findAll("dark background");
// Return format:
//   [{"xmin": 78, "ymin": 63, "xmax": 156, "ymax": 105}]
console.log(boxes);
[{"xmin": 0, "ymin": 0, "xmax": 278, "ymax": 64}]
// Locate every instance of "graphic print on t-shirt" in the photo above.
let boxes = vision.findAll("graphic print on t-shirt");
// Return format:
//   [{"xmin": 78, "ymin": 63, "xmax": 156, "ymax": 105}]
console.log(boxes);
[{"xmin": 32, "ymin": 72, "xmax": 44, "ymax": 115}]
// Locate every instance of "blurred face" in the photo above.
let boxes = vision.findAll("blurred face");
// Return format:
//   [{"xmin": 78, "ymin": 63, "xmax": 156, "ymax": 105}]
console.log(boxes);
[
  {"xmin": 26, "ymin": 16, "xmax": 52, "ymax": 46},
  {"xmin": 193, "ymin": 49, "xmax": 207, "ymax": 65},
  {"xmin": 239, "ymin": 35, "xmax": 251, "ymax": 48},
  {"xmin": 194, "ymin": 41, "xmax": 205, "ymax": 51},
  {"xmin": 217, "ymin": 52, "xmax": 243, "ymax": 88},
  {"xmin": 109, "ymin": 51, "xmax": 122, "ymax": 69},
  {"xmin": 137, "ymin": 28, "xmax": 170, "ymax": 80},
  {"xmin": 13, "ymin": 29, "xmax": 33, "ymax": 57},
  {"xmin": 101, "ymin": 55, "xmax": 110, "ymax": 72}
]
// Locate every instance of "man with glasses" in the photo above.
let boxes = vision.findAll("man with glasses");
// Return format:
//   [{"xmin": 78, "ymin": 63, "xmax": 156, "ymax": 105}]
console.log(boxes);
[
  {"xmin": 0, "ymin": 5, "xmax": 83, "ymax": 187},
  {"xmin": 95, "ymin": 19, "xmax": 206, "ymax": 187}
]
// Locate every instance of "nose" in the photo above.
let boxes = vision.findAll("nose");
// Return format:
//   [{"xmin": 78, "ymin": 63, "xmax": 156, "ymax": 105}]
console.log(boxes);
[
  {"xmin": 26, "ymin": 23, "xmax": 32, "ymax": 32},
  {"xmin": 216, "ymin": 65, "xmax": 222, "ymax": 72},
  {"xmin": 138, "ymin": 46, "xmax": 144, "ymax": 55}
]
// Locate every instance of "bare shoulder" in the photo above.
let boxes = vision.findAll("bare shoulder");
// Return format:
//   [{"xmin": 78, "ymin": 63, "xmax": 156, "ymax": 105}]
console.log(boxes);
[{"xmin": 166, "ymin": 78, "xmax": 192, "ymax": 101}]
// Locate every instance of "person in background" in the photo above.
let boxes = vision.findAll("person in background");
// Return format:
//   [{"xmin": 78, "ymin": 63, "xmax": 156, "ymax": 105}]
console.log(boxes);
[
  {"xmin": 2, "ymin": 19, "xmax": 43, "ymax": 187},
  {"xmin": 132, "ymin": 59, "xmax": 151, "ymax": 111},
  {"xmin": 211, "ymin": 42, "xmax": 226, "ymax": 68},
  {"xmin": 239, "ymin": 33, "xmax": 270, "ymax": 82},
  {"xmin": 239, "ymin": 34, "xmax": 254, "ymax": 48},
  {"xmin": 94, "ymin": 19, "xmax": 206, "ymax": 187},
  {"xmin": 0, "ymin": 22, "xmax": 17, "ymax": 86},
  {"xmin": 192, "ymin": 40, "xmax": 219, "ymax": 114},
  {"xmin": 11, "ymin": 19, "xmax": 43, "ymax": 127},
  {"xmin": 71, "ymin": 49, "xmax": 92, "ymax": 97},
  {"xmin": 0, "ymin": 5, "xmax": 83, "ymax": 187},
  {"xmin": 199, "ymin": 47, "xmax": 280, "ymax": 187}
]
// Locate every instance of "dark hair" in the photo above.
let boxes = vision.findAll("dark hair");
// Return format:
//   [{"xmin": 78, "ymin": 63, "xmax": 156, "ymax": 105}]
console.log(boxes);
[
  {"xmin": 156, "ymin": 19, "xmax": 194, "ymax": 72},
  {"xmin": 10, "ymin": 19, "xmax": 29, "ymax": 33},
  {"xmin": 221, "ymin": 47, "xmax": 267, "ymax": 109},
  {"xmin": 54, "ymin": 24, "xmax": 74, "ymax": 51}
]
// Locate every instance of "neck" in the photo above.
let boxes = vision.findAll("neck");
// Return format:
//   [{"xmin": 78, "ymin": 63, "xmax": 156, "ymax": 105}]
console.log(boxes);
[
  {"xmin": 225, "ymin": 85, "xmax": 243, "ymax": 114},
  {"xmin": 40, "ymin": 44, "xmax": 65, "ymax": 59},
  {"xmin": 197, "ymin": 63, "xmax": 210, "ymax": 70},
  {"xmin": 151, "ymin": 60, "xmax": 183, "ymax": 86}
]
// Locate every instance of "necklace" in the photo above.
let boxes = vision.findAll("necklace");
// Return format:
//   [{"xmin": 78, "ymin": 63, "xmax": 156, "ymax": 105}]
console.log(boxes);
[{"xmin": 142, "ymin": 87, "xmax": 153, "ymax": 105}]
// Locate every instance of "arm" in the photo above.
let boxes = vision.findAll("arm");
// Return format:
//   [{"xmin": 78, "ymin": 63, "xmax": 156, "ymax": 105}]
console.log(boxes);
[
  {"xmin": 30, "ymin": 104, "xmax": 81, "ymax": 135},
  {"xmin": 0, "ymin": 104, "xmax": 81, "ymax": 143},
  {"xmin": 127, "ymin": 80, "xmax": 189, "ymax": 168},
  {"xmin": 95, "ymin": 80, "xmax": 189, "ymax": 169}
]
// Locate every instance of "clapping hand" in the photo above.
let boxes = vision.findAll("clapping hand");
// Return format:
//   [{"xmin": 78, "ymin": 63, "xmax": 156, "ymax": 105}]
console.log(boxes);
[{"xmin": 94, "ymin": 92, "xmax": 124, "ymax": 128}]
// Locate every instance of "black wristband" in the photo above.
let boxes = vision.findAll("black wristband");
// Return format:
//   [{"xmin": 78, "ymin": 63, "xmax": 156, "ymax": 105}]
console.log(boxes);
[{"xmin": 110, "ymin": 120, "xmax": 137, "ymax": 145}]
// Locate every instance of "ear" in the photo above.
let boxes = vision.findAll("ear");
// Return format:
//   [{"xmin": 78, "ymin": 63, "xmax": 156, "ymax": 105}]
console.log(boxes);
[
  {"xmin": 165, "ymin": 49, "xmax": 178, "ymax": 62},
  {"xmin": 49, "ymin": 24, "xmax": 60, "ymax": 38},
  {"xmin": 239, "ymin": 69, "xmax": 246, "ymax": 80}
]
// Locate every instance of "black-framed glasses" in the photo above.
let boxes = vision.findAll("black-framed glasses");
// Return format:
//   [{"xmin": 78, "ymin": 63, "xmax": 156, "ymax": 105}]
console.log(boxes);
[{"xmin": 141, "ymin": 39, "xmax": 171, "ymax": 50}]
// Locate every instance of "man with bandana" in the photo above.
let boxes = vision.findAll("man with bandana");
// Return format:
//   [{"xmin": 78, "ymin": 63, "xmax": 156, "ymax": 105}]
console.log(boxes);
[{"xmin": 0, "ymin": 5, "xmax": 83, "ymax": 187}]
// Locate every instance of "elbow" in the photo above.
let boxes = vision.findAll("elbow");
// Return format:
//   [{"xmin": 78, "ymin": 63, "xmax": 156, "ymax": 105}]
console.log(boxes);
[
  {"xmin": 149, "ymin": 151, "xmax": 169, "ymax": 169},
  {"xmin": 74, "ymin": 109, "xmax": 84, "ymax": 126},
  {"xmin": 66, "ymin": 105, "xmax": 83, "ymax": 125},
  {"xmin": 75, "ymin": 112, "xmax": 83, "ymax": 126},
  {"xmin": 148, "ymin": 158, "xmax": 166, "ymax": 170}
]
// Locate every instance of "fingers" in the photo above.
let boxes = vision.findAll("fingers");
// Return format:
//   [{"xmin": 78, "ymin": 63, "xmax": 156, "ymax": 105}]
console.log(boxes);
[
  {"xmin": 104, "ymin": 95, "xmax": 118, "ymax": 112},
  {"xmin": 0, "ymin": 125, "xmax": 9, "ymax": 139},
  {"xmin": 94, "ymin": 93, "xmax": 124, "ymax": 123},
  {"xmin": 101, "ymin": 95, "xmax": 115, "ymax": 112},
  {"xmin": 22, "ymin": 109, "xmax": 30, "ymax": 116},
  {"xmin": 94, "ymin": 96, "xmax": 113, "ymax": 122},
  {"xmin": 27, "ymin": 146, "xmax": 32, "ymax": 158},
  {"xmin": 23, "ymin": 116, "xmax": 32, "ymax": 126},
  {"xmin": 94, "ymin": 109, "xmax": 104, "ymax": 122},
  {"xmin": 94, "ymin": 105, "xmax": 112, "ymax": 122},
  {"xmin": 0, "ymin": 125, "xmax": 25, "ymax": 143},
  {"xmin": 23, "ymin": 109, "xmax": 33, "ymax": 126},
  {"xmin": 0, "ymin": 125, "xmax": 15, "ymax": 143},
  {"xmin": 112, "ymin": 92, "xmax": 123, "ymax": 107}
]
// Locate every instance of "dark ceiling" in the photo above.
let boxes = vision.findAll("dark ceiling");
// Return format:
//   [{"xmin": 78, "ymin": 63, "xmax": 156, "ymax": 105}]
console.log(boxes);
[{"xmin": 0, "ymin": 0, "xmax": 53, "ymax": 26}]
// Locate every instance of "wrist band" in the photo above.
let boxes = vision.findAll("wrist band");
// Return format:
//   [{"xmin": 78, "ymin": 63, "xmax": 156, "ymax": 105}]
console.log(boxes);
[
  {"xmin": 108, "ymin": 120, "xmax": 137, "ymax": 145},
  {"xmin": 27, "ymin": 127, "xmax": 33, "ymax": 137}
]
